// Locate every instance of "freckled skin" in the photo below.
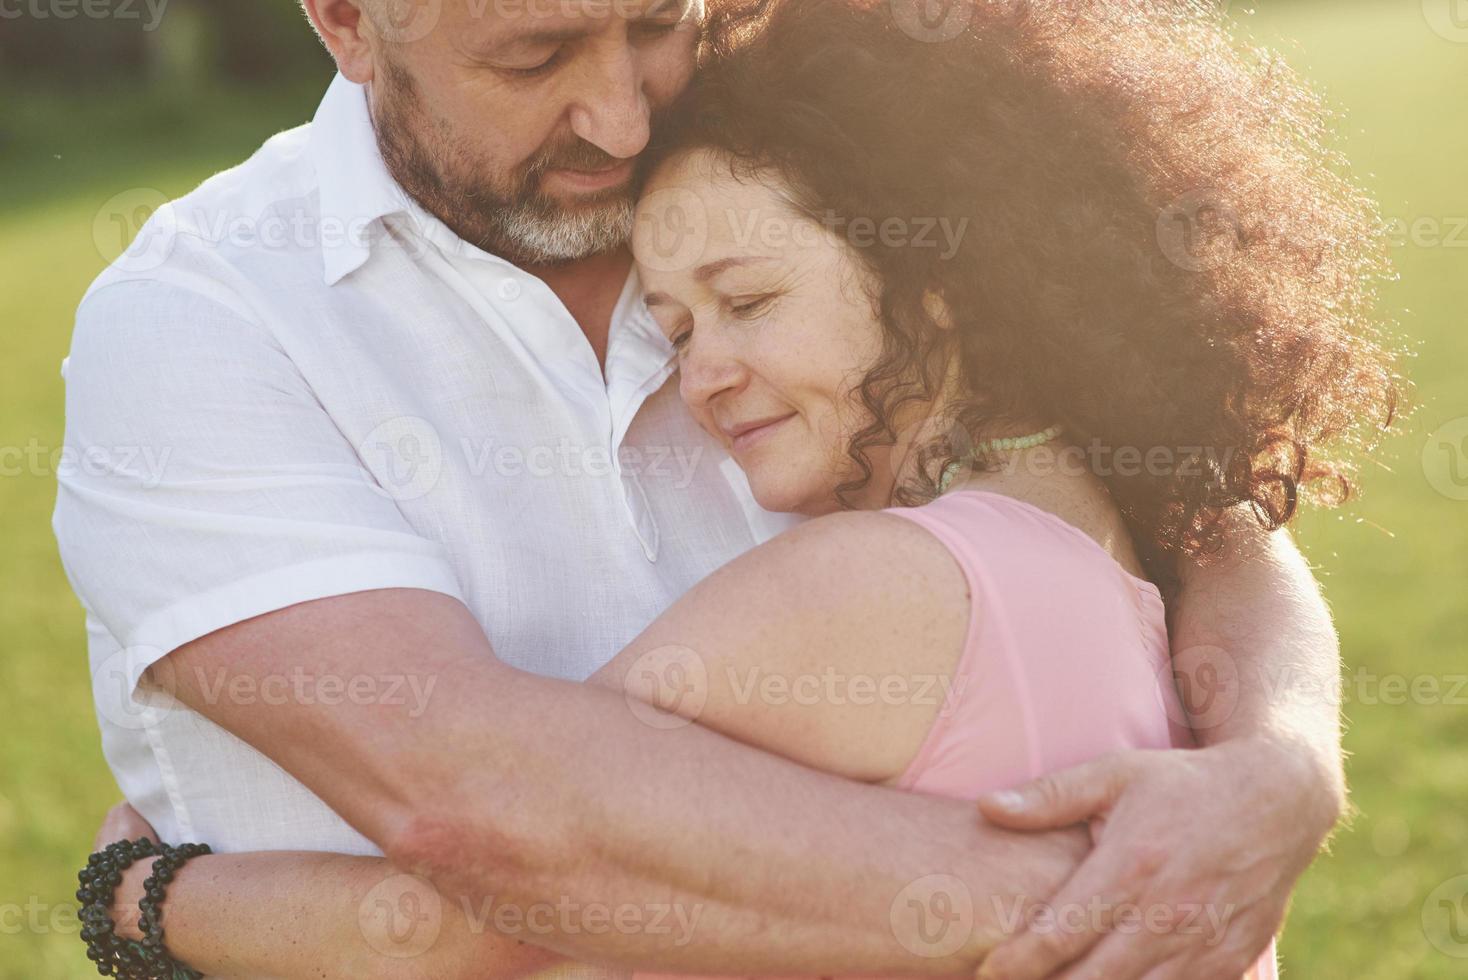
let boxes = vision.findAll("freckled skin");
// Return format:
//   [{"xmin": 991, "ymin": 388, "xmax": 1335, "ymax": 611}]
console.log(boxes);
[{"xmin": 635, "ymin": 149, "xmax": 914, "ymax": 517}]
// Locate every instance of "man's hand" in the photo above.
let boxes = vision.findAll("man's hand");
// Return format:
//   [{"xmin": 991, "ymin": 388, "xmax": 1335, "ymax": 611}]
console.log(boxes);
[{"xmin": 974, "ymin": 738, "xmax": 1344, "ymax": 979}]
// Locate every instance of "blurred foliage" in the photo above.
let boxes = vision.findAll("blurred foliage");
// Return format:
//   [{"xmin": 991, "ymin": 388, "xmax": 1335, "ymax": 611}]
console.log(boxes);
[{"xmin": 0, "ymin": 0, "xmax": 332, "ymax": 86}]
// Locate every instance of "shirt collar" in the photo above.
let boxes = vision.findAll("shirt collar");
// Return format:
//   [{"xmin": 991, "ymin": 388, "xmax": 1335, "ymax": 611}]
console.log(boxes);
[{"xmin": 307, "ymin": 74, "xmax": 416, "ymax": 286}]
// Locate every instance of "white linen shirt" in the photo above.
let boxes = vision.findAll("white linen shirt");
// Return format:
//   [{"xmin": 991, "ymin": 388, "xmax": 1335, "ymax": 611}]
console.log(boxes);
[{"xmin": 54, "ymin": 74, "xmax": 798, "ymax": 886}]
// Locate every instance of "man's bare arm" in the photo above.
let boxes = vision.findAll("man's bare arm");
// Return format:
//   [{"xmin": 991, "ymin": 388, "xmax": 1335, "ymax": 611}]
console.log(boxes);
[
  {"xmin": 157, "ymin": 588, "xmax": 1085, "ymax": 975},
  {"xmin": 976, "ymin": 520, "xmax": 1346, "ymax": 980},
  {"xmin": 1172, "ymin": 519, "xmax": 1346, "ymax": 799}
]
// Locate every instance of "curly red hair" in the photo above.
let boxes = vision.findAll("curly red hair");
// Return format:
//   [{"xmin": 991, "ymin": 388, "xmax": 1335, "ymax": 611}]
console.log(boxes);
[{"xmin": 655, "ymin": 0, "xmax": 1401, "ymax": 568}]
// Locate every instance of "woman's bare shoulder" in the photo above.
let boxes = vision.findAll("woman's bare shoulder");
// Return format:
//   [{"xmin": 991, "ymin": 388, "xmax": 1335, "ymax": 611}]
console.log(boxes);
[{"xmin": 599, "ymin": 509, "xmax": 973, "ymax": 783}]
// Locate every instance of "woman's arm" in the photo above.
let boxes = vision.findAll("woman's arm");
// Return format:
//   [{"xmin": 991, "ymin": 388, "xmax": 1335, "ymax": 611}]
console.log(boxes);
[{"xmin": 98, "ymin": 512, "xmax": 1080, "ymax": 978}]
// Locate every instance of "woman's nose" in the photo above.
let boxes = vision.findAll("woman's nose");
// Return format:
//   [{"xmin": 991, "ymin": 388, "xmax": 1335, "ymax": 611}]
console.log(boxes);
[{"xmin": 678, "ymin": 333, "xmax": 747, "ymax": 410}]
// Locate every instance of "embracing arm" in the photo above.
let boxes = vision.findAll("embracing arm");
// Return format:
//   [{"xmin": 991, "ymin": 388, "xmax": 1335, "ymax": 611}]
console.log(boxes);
[
  {"xmin": 975, "ymin": 517, "xmax": 1346, "ymax": 979},
  {"xmin": 147, "ymin": 574, "xmax": 1084, "ymax": 977},
  {"xmin": 105, "ymin": 512, "xmax": 1067, "ymax": 978},
  {"xmin": 1169, "ymin": 516, "xmax": 1346, "ymax": 801}
]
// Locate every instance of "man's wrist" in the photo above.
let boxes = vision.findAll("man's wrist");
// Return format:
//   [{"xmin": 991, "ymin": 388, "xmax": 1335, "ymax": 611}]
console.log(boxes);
[
  {"xmin": 1214, "ymin": 730, "xmax": 1347, "ymax": 840},
  {"xmin": 108, "ymin": 861, "xmax": 151, "ymax": 942}
]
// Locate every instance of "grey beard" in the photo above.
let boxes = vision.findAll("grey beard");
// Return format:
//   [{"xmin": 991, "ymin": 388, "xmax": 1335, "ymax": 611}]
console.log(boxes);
[{"xmin": 490, "ymin": 193, "xmax": 638, "ymax": 266}]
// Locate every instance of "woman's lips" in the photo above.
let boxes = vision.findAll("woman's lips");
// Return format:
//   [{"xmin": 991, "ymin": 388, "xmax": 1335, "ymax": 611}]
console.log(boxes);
[{"xmin": 729, "ymin": 414, "xmax": 797, "ymax": 454}]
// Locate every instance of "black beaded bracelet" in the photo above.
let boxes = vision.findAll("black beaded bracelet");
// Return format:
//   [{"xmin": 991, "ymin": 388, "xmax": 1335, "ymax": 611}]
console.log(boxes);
[
  {"xmin": 138, "ymin": 843, "xmax": 212, "ymax": 980},
  {"xmin": 76, "ymin": 838, "xmax": 210, "ymax": 980},
  {"xmin": 77, "ymin": 838, "xmax": 161, "ymax": 978}
]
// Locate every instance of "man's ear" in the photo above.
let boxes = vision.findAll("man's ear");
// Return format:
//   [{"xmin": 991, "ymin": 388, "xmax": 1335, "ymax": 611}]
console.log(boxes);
[
  {"xmin": 923, "ymin": 289, "xmax": 957, "ymax": 331},
  {"xmin": 301, "ymin": 0, "xmax": 378, "ymax": 84}
]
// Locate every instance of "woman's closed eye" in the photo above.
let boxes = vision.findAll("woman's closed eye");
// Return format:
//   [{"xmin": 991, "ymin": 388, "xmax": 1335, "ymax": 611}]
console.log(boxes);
[
  {"xmin": 729, "ymin": 294, "xmax": 779, "ymax": 319},
  {"xmin": 669, "ymin": 317, "xmax": 695, "ymax": 354}
]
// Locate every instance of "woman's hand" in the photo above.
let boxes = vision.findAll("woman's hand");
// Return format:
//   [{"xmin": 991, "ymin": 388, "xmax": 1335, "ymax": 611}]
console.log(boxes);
[
  {"xmin": 93, "ymin": 800, "xmax": 160, "ymax": 851},
  {"xmin": 974, "ymin": 739, "xmax": 1342, "ymax": 980},
  {"xmin": 92, "ymin": 800, "xmax": 162, "ymax": 943}
]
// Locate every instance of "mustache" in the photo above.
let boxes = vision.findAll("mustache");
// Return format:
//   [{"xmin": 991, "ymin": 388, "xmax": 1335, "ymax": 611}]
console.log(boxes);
[
  {"xmin": 525, "ymin": 137, "xmax": 623, "ymax": 178},
  {"xmin": 521, "ymin": 107, "xmax": 676, "ymax": 183}
]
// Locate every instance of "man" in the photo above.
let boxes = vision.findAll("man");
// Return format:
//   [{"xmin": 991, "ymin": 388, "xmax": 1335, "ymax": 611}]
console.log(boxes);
[{"xmin": 57, "ymin": 1, "xmax": 1346, "ymax": 976}]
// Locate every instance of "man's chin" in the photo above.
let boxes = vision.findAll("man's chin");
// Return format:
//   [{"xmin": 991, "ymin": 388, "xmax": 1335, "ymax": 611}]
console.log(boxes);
[{"xmin": 492, "ymin": 199, "xmax": 637, "ymax": 265}]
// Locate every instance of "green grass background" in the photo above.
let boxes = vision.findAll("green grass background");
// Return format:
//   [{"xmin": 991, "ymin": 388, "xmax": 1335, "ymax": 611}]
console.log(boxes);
[{"xmin": 2, "ymin": 3, "xmax": 1465, "ymax": 976}]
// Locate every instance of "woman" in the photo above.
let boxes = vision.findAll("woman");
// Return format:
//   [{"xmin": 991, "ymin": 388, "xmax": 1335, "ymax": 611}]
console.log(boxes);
[{"xmin": 89, "ymin": 0, "xmax": 1396, "ymax": 977}]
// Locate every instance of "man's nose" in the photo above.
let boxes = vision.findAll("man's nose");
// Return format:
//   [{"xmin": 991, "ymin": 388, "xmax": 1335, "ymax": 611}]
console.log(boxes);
[{"xmin": 568, "ymin": 42, "xmax": 652, "ymax": 161}]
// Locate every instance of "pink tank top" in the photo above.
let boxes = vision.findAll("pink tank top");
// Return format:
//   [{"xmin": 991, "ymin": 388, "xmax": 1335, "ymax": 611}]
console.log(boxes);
[{"xmin": 638, "ymin": 490, "xmax": 1278, "ymax": 980}]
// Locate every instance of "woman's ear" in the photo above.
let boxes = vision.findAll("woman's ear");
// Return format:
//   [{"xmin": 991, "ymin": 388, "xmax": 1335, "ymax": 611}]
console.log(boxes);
[{"xmin": 923, "ymin": 289, "xmax": 957, "ymax": 331}]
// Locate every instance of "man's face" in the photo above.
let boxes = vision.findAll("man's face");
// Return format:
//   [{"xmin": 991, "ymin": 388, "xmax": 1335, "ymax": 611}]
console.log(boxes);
[{"xmin": 364, "ymin": 0, "xmax": 701, "ymax": 266}]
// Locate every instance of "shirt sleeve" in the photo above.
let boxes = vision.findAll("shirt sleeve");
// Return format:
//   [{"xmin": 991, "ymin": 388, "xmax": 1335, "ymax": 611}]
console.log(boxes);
[{"xmin": 53, "ymin": 277, "xmax": 467, "ymax": 698}]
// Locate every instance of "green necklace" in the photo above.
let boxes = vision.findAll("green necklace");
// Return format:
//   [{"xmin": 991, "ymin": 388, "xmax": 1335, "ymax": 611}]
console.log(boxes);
[{"xmin": 938, "ymin": 425, "xmax": 1064, "ymax": 493}]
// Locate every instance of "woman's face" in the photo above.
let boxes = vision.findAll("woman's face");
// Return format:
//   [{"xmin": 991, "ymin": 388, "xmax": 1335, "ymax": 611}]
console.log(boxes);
[{"xmin": 633, "ymin": 149, "xmax": 898, "ymax": 516}]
